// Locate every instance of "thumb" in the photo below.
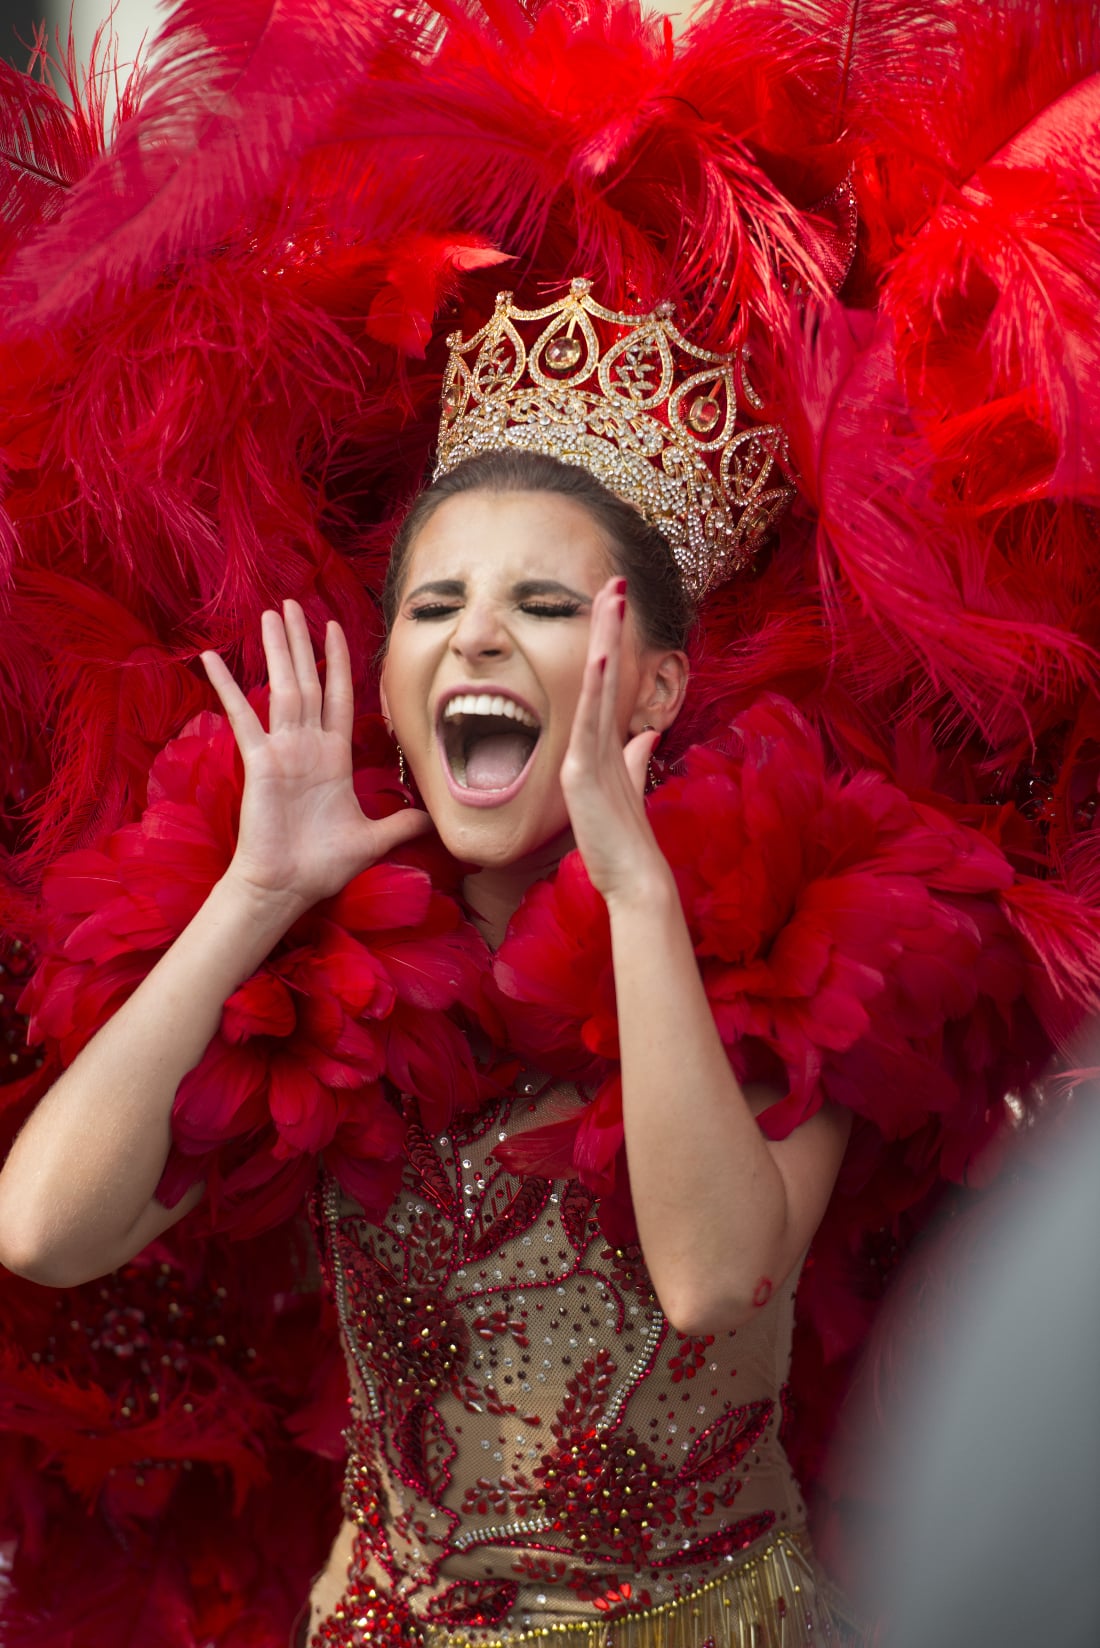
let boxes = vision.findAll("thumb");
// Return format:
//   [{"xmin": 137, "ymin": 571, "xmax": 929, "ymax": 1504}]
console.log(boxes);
[
  {"xmin": 369, "ymin": 807, "xmax": 434, "ymax": 858},
  {"xmin": 622, "ymin": 728, "xmax": 660, "ymax": 797}
]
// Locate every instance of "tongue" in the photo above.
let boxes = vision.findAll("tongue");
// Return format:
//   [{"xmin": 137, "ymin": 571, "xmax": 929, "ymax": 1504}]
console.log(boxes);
[{"xmin": 464, "ymin": 731, "xmax": 533, "ymax": 791}]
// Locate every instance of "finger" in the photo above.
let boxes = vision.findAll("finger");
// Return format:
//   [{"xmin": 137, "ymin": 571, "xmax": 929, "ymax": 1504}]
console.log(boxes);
[
  {"xmin": 369, "ymin": 807, "xmax": 434, "ymax": 858},
  {"xmin": 563, "ymin": 577, "xmax": 627, "ymax": 786},
  {"xmin": 623, "ymin": 728, "xmax": 659, "ymax": 797},
  {"xmin": 262, "ymin": 608, "xmax": 302, "ymax": 730},
  {"xmin": 321, "ymin": 621, "xmax": 355, "ymax": 741},
  {"xmin": 201, "ymin": 651, "xmax": 266, "ymax": 755},
  {"xmin": 566, "ymin": 590, "xmax": 612, "ymax": 773},
  {"xmin": 597, "ymin": 578, "xmax": 628, "ymax": 749},
  {"xmin": 283, "ymin": 600, "xmax": 323, "ymax": 725}
]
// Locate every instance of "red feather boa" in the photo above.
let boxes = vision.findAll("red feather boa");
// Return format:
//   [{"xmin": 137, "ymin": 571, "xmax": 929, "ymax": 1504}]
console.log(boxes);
[
  {"xmin": 492, "ymin": 697, "xmax": 1096, "ymax": 1240},
  {"xmin": 22, "ymin": 694, "xmax": 1098, "ymax": 1252},
  {"xmin": 19, "ymin": 689, "xmax": 1099, "ymax": 1570},
  {"xmin": 20, "ymin": 702, "xmax": 493, "ymax": 1236}
]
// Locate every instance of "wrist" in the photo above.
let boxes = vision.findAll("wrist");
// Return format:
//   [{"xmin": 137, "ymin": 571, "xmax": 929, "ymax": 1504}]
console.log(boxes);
[
  {"xmin": 603, "ymin": 856, "xmax": 679, "ymax": 922},
  {"xmin": 211, "ymin": 867, "xmax": 311, "ymax": 943}
]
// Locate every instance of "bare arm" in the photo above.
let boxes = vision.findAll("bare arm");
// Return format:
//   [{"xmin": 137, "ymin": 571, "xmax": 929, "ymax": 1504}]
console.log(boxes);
[
  {"xmin": 560, "ymin": 580, "xmax": 849, "ymax": 1334},
  {"xmin": 608, "ymin": 874, "xmax": 850, "ymax": 1333},
  {"xmin": 0, "ymin": 878, "xmax": 306, "ymax": 1286},
  {"xmin": 0, "ymin": 604, "xmax": 428, "ymax": 1287}
]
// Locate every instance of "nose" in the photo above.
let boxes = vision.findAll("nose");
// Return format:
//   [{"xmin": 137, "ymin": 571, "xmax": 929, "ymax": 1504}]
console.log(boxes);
[{"xmin": 448, "ymin": 596, "xmax": 512, "ymax": 663}]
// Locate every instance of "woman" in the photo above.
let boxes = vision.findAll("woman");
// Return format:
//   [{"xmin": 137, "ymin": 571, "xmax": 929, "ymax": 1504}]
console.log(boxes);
[
  {"xmin": 2, "ymin": 4, "xmax": 1099, "ymax": 1642},
  {"xmin": 2, "ymin": 281, "xmax": 1087, "ymax": 1647},
  {"xmin": 0, "ymin": 409, "xmax": 853, "ymax": 1642}
]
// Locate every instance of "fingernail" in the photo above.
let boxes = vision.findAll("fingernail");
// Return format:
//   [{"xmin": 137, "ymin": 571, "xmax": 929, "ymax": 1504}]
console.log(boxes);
[
  {"xmin": 617, "ymin": 597, "xmax": 626, "ymax": 620},
  {"xmin": 615, "ymin": 578, "xmax": 627, "ymax": 595},
  {"xmin": 598, "ymin": 656, "xmax": 608, "ymax": 675}
]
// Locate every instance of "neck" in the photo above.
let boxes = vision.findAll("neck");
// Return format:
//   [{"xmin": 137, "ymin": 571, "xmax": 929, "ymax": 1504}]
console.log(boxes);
[{"xmin": 462, "ymin": 829, "xmax": 573, "ymax": 949}]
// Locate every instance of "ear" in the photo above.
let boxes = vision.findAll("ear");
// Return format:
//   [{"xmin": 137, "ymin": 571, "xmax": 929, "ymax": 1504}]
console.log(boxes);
[{"xmin": 629, "ymin": 649, "xmax": 689, "ymax": 735}]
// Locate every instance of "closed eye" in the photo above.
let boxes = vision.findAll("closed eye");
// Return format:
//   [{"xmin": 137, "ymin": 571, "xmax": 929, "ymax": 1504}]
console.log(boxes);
[
  {"xmin": 407, "ymin": 602, "xmax": 462, "ymax": 620},
  {"xmin": 406, "ymin": 599, "xmax": 584, "ymax": 621},
  {"xmin": 519, "ymin": 601, "xmax": 583, "ymax": 618}
]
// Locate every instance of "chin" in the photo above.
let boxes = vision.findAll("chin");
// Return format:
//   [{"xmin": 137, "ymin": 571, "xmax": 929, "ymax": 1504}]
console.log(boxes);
[{"xmin": 428, "ymin": 797, "xmax": 570, "ymax": 873}]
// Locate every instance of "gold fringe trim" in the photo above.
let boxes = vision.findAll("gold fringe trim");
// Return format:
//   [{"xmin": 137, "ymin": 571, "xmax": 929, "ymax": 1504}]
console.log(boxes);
[{"xmin": 425, "ymin": 1531, "xmax": 859, "ymax": 1648}]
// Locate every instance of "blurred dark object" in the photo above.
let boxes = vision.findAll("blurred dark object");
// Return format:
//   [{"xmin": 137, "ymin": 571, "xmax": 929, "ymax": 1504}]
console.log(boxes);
[{"xmin": 858, "ymin": 1096, "xmax": 1100, "ymax": 1648}]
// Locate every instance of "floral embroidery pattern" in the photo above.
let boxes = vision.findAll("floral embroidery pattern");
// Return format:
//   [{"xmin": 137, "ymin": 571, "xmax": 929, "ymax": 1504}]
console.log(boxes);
[{"xmin": 315, "ymin": 1090, "xmax": 804, "ymax": 1632}]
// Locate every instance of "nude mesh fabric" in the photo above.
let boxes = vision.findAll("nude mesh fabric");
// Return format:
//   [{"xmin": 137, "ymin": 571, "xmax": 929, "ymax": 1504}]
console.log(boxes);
[{"xmin": 310, "ymin": 1082, "xmax": 812, "ymax": 1632}]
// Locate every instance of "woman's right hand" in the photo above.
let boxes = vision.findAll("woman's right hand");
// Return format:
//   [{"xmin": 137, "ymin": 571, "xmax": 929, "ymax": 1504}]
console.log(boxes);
[{"xmin": 202, "ymin": 601, "xmax": 432, "ymax": 915}]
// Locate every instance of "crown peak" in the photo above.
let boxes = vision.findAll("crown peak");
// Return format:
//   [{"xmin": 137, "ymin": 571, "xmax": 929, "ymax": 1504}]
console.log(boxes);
[{"xmin": 434, "ymin": 287, "xmax": 792, "ymax": 597}]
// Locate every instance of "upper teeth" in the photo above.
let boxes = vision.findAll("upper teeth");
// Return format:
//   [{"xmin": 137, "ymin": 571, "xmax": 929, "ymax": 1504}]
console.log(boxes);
[{"xmin": 442, "ymin": 694, "xmax": 539, "ymax": 729}]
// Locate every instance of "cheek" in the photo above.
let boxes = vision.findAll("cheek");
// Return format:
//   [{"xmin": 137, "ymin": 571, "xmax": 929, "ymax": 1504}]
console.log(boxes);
[
  {"xmin": 379, "ymin": 637, "xmax": 431, "ymax": 733},
  {"xmin": 544, "ymin": 671, "xmax": 586, "ymax": 745}
]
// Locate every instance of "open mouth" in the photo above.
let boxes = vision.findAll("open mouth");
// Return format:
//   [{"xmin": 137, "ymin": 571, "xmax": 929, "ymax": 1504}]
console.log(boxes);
[{"xmin": 439, "ymin": 692, "xmax": 541, "ymax": 796}]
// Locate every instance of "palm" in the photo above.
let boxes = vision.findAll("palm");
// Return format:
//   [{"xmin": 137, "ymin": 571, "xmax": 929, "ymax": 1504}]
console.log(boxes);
[
  {"xmin": 202, "ymin": 604, "xmax": 430, "ymax": 910},
  {"xmin": 233, "ymin": 728, "xmax": 367, "ymax": 899}
]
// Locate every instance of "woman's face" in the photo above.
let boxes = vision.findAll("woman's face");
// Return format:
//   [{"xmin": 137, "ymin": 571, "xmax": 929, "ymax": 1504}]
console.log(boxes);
[{"xmin": 381, "ymin": 489, "xmax": 679, "ymax": 869}]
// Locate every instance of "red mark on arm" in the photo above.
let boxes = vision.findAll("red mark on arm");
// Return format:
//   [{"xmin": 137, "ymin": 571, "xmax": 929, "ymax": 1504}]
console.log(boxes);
[{"xmin": 752, "ymin": 1276, "xmax": 773, "ymax": 1308}]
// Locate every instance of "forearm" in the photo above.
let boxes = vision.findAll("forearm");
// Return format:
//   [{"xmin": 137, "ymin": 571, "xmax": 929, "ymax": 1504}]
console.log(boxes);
[
  {"xmin": 0, "ymin": 873, "xmax": 305, "ymax": 1285},
  {"xmin": 608, "ymin": 865, "xmax": 844, "ymax": 1334},
  {"xmin": 554, "ymin": 578, "xmax": 848, "ymax": 1332}
]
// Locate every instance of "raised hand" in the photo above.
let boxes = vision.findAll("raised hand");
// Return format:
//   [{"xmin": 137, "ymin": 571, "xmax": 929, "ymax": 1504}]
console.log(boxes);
[
  {"xmin": 558, "ymin": 577, "xmax": 668, "ymax": 907},
  {"xmin": 202, "ymin": 601, "xmax": 431, "ymax": 914}
]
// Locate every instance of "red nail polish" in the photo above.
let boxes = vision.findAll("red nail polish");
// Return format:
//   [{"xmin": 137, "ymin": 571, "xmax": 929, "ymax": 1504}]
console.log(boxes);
[
  {"xmin": 615, "ymin": 577, "xmax": 627, "ymax": 595},
  {"xmin": 617, "ymin": 597, "xmax": 626, "ymax": 619},
  {"xmin": 598, "ymin": 656, "xmax": 608, "ymax": 675}
]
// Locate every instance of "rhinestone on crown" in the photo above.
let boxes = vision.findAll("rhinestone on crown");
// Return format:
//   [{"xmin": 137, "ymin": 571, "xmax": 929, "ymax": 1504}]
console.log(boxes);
[{"xmin": 433, "ymin": 280, "xmax": 793, "ymax": 597}]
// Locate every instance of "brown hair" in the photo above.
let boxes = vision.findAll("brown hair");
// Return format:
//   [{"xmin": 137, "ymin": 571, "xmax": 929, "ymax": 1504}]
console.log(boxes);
[{"xmin": 382, "ymin": 450, "xmax": 695, "ymax": 651}]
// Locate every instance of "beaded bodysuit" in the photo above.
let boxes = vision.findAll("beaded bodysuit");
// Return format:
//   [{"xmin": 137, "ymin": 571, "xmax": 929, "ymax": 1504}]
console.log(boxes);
[{"xmin": 308, "ymin": 1078, "xmax": 839, "ymax": 1646}]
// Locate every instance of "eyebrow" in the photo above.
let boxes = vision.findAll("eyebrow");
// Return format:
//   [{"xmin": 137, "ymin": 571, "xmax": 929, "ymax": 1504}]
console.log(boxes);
[
  {"xmin": 513, "ymin": 579, "xmax": 591, "ymax": 603},
  {"xmin": 404, "ymin": 579, "xmax": 466, "ymax": 600},
  {"xmin": 403, "ymin": 578, "xmax": 592, "ymax": 603}
]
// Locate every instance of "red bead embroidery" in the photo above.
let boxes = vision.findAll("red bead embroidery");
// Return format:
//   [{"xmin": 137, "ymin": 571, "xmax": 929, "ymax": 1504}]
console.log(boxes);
[
  {"xmin": 309, "ymin": 1537, "xmax": 419, "ymax": 1648},
  {"xmin": 313, "ymin": 1088, "xmax": 807, "ymax": 1634}
]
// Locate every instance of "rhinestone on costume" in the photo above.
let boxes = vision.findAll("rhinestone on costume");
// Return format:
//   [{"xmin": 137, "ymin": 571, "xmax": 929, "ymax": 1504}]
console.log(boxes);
[
  {"xmin": 313, "ymin": 1123, "xmax": 842, "ymax": 1648},
  {"xmin": 433, "ymin": 285, "xmax": 794, "ymax": 598}
]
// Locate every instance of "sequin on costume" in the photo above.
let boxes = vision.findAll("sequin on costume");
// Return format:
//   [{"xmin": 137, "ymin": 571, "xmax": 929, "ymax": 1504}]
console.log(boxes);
[{"xmin": 310, "ymin": 1078, "xmax": 842, "ymax": 1645}]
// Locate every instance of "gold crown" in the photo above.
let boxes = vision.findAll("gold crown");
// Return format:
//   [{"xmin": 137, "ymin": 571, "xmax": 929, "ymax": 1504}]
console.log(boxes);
[{"xmin": 434, "ymin": 279, "xmax": 793, "ymax": 597}]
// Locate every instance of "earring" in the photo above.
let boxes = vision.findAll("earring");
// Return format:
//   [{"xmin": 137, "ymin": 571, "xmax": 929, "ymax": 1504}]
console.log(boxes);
[
  {"xmin": 641, "ymin": 724, "xmax": 661, "ymax": 794},
  {"xmin": 386, "ymin": 721, "xmax": 411, "ymax": 801},
  {"xmin": 392, "ymin": 737, "xmax": 410, "ymax": 797}
]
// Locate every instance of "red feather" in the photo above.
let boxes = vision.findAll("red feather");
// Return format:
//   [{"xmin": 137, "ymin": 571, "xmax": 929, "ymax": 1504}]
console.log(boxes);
[
  {"xmin": 4, "ymin": 1, "xmax": 397, "ymax": 322},
  {"xmin": 0, "ymin": 26, "xmax": 140, "ymax": 264},
  {"xmin": 768, "ymin": 297, "xmax": 1100, "ymax": 741},
  {"xmin": 6, "ymin": 573, "xmax": 210, "ymax": 867}
]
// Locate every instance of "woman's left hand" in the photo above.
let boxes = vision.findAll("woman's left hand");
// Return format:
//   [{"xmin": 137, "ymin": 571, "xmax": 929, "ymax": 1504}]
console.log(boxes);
[{"xmin": 558, "ymin": 577, "xmax": 669, "ymax": 906}]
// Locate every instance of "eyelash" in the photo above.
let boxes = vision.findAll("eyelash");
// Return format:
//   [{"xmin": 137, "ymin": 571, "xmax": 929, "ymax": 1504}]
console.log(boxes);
[{"xmin": 407, "ymin": 601, "xmax": 582, "ymax": 621}]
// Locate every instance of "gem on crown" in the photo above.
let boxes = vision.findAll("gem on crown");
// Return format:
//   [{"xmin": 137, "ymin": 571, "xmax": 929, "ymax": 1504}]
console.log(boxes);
[{"xmin": 434, "ymin": 279, "xmax": 793, "ymax": 597}]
